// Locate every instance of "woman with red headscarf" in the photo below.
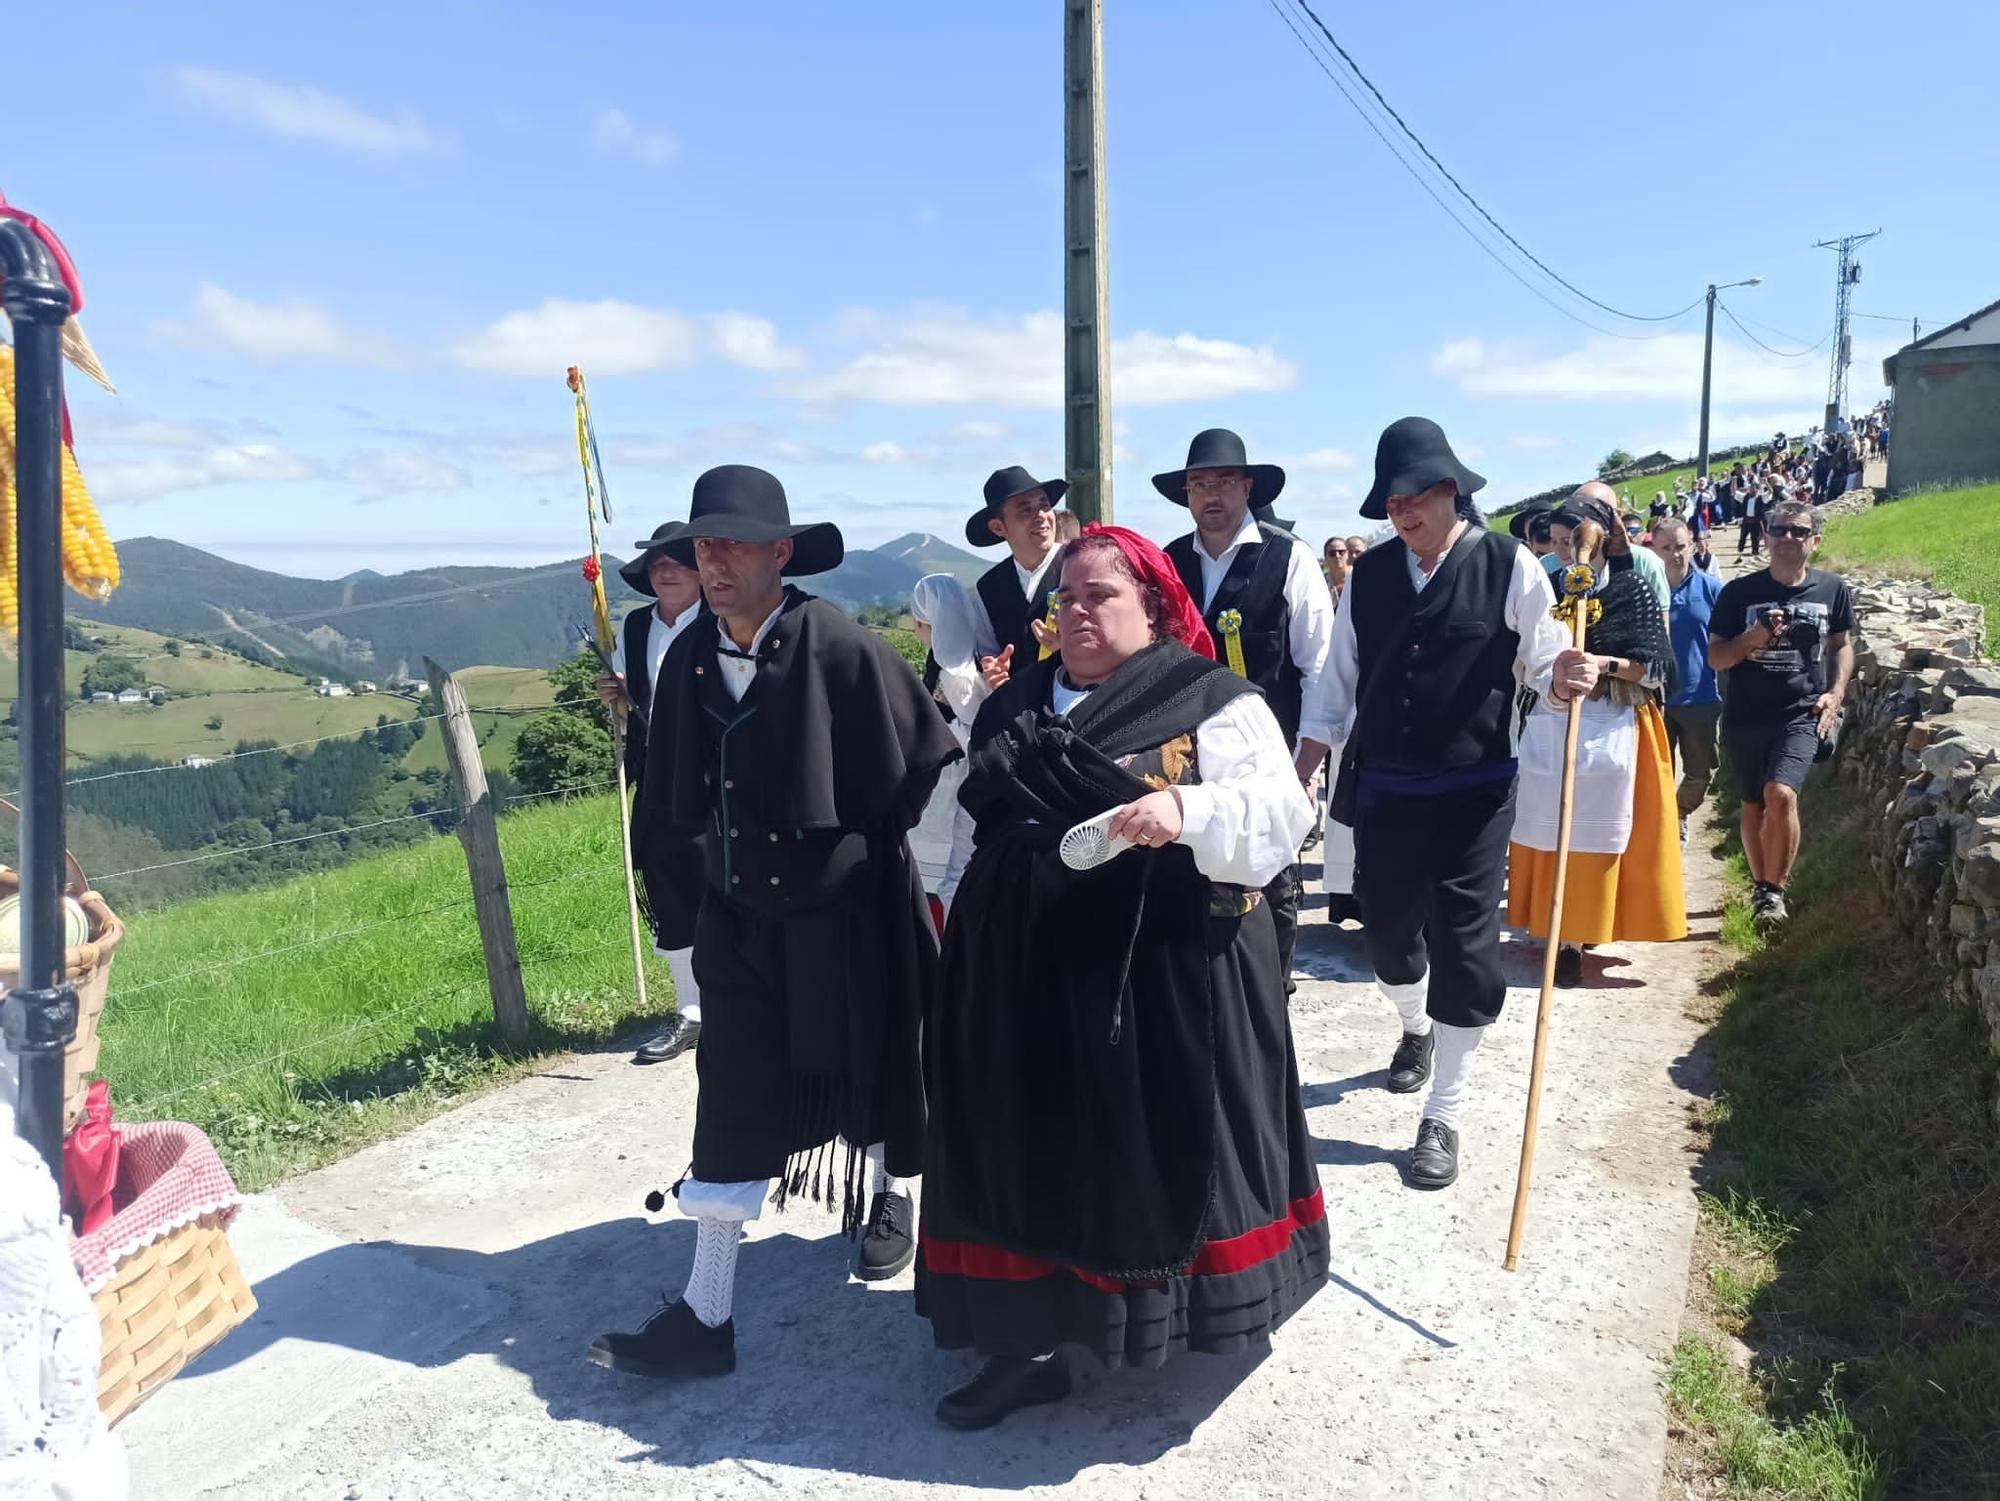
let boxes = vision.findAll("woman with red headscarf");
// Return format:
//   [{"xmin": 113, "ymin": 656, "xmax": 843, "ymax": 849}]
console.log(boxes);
[{"xmin": 917, "ymin": 525, "xmax": 1326, "ymax": 1430}]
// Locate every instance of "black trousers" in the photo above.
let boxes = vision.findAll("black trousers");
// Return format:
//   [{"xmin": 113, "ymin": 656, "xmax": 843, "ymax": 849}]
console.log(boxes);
[{"xmin": 1354, "ymin": 779, "xmax": 1517, "ymax": 1029}]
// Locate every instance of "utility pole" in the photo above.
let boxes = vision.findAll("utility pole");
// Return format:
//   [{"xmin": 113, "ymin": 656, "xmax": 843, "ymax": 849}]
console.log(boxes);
[
  {"xmin": 1697, "ymin": 286, "xmax": 1716, "ymax": 482},
  {"xmin": 1063, "ymin": 0, "xmax": 1112, "ymax": 524},
  {"xmin": 1814, "ymin": 229, "xmax": 1880, "ymax": 429},
  {"xmin": 1697, "ymin": 277, "xmax": 1760, "ymax": 481}
]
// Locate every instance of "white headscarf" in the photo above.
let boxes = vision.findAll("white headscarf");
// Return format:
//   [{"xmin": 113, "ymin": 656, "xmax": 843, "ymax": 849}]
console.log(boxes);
[{"xmin": 910, "ymin": 574, "xmax": 996, "ymax": 727}]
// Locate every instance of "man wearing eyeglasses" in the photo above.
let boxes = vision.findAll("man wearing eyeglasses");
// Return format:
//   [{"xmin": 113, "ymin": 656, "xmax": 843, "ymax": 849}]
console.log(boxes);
[{"xmin": 1707, "ymin": 499, "xmax": 1854, "ymax": 929}]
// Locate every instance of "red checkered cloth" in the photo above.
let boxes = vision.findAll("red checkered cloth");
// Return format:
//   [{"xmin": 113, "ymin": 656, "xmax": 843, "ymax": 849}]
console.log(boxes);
[{"xmin": 67, "ymin": 1121, "xmax": 243, "ymax": 1294}]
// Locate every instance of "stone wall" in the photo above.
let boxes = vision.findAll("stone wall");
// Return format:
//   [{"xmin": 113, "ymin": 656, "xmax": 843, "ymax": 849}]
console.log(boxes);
[{"xmin": 1832, "ymin": 565, "xmax": 2000, "ymax": 1108}]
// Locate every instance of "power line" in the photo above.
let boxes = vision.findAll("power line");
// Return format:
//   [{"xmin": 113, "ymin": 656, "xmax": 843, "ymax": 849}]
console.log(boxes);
[
  {"xmin": 1264, "ymin": 0, "xmax": 1699, "ymax": 342},
  {"xmin": 1281, "ymin": 0, "xmax": 1706, "ymax": 326},
  {"xmin": 1714, "ymin": 299, "xmax": 1832, "ymax": 360}
]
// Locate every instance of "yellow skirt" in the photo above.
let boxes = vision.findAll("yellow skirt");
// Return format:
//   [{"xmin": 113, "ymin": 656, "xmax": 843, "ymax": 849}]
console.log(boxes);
[{"xmin": 1508, "ymin": 701, "xmax": 1687, "ymax": 945}]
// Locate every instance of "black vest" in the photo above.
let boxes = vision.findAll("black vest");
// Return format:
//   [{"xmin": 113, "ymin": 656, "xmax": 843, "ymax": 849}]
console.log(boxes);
[
  {"xmin": 975, "ymin": 553, "xmax": 1058, "ymax": 662},
  {"xmin": 693, "ymin": 635, "xmax": 872, "ymax": 916},
  {"xmin": 1348, "ymin": 529, "xmax": 1523, "ymax": 771},
  {"xmin": 1165, "ymin": 525, "xmax": 1303, "ymax": 745},
  {"xmin": 620, "ymin": 605, "xmax": 655, "ymax": 785}
]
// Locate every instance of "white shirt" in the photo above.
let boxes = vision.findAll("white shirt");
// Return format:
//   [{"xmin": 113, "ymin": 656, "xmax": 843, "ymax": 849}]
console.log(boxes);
[
  {"xmin": 1014, "ymin": 549, "xmax": 1058, "ymax": 612},
  {"xmin": 1310, "ymin": 529, "xmax": 1567, "ymax": 746},
  {"xmin": 714, "ymin": 600, "xmax": 787, "ymax": 704},
  {"xmin": 610, "ymin": 599, "xmax": 700, "ymax": 700},
  {"xmin": 1191, "ymin": 511, "xmax": 1338, "ymax": 748},
  {"xmin": 1049, "ymin": 673, "xmax": 1312, "ymax": 887}
]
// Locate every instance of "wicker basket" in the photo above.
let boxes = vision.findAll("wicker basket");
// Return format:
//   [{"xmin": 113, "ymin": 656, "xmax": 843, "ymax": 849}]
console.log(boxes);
[
  {"xmin": 93, "ymin": 1209, "xmax": 258, "ymax": 1425},
  {"xmin": 0, "ymin": 797, "xmax": 125, "ymax": 1132},
  {"xmin": 71, "ymin": 1120, "xmax": 258, "ymax": 1428}
]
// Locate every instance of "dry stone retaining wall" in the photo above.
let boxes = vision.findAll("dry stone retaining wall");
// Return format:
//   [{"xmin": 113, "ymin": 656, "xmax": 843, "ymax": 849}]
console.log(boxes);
[{"xmin": 1832, "ymin": 550, "xmax": 2000, "ymax": 1115}]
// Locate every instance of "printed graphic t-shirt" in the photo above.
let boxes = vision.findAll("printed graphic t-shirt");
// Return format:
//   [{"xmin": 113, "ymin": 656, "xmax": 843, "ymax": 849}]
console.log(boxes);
[{"xmin": 1711, "ymin": 567, "xmax": 1854, "ymax": 725}]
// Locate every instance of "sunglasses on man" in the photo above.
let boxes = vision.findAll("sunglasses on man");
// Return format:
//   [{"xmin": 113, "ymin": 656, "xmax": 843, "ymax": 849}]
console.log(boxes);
[{"xmin": 1766, "ymin": 524, "xmax": 1814, "ymax": 540}]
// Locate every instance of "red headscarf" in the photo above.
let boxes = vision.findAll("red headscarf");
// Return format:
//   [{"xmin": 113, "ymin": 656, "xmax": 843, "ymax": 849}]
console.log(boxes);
[{"xmin": 1077, "ymin": 522, "xmax": 1216, "ymax": 660}]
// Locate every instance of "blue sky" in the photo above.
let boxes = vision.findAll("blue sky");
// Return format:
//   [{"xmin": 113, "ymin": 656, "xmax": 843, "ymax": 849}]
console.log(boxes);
[{"xmin": 9, "ymin": 0, "xmax": 1993, "ymax": 576}]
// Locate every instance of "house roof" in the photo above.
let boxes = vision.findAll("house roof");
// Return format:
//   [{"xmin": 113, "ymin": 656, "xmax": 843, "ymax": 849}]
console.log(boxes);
[{"xmin": 1904, "ymin": 296, "xmax": 2000, "ymax": 352}]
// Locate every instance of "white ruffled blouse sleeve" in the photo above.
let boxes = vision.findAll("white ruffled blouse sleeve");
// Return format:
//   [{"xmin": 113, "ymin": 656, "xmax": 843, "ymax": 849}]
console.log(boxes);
[{"xmin": 1174, "ymin": 691, "xmax": 1314, "ymax": 887}]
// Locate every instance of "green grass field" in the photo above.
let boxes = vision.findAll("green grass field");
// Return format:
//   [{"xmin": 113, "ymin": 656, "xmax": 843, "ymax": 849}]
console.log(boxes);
[
  {"xmin": 65, "ymin": 687, "xmax": 419, "ymax": 768},
  {"xmin": 1, "ymin": 620, "xmax": 299, "ymax": 703},
  {"xmin": 1818, "ymin": 482, "xmax": 2000, "ymax": 652},
  {"xmin": 99, "ymin": 792, "xmax": 671, "ymax": 1188},
  {"xmin": 402, "ymin": 666, "xmax": 558, "ymax": 776}
]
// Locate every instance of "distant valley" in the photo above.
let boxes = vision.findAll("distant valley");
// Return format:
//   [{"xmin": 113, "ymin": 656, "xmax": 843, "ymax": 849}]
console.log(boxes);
[{"xmin": 96, "ymin": 531, "xmax": 989, "ymax": 674}]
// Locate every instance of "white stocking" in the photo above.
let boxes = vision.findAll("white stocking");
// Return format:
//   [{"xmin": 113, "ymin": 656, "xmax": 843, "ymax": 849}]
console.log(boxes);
[
  {"xmin": 663, "ymin": 946, "xmax": 701, "ymax": 1024},
  {"xmin": 1380, "ymin": 972, "xmax": 1433, "ymax": 1037},
  {"xmin": 865, "ymin": 1141, "xmax": 910, "ymax": 1198},
  {"xmin": 1422, "ymin": 1021, "xmax": 1484, "ymax": 1130},
  {"xmin": 682, "ymin": 1217, "xmax": 740, "ymax": 1328}
]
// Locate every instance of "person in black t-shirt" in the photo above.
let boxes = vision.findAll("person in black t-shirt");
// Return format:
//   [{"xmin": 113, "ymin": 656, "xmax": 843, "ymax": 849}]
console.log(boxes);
[{"xmin": 1708, "ymin": 499, "xmax": 1855, "ymax": 928}]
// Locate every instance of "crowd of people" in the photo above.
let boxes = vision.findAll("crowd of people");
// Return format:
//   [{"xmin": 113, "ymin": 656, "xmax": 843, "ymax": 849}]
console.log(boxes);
[{"xmin": 580, "ymin": 413, "xmax": 1856, "ymax": 1431}]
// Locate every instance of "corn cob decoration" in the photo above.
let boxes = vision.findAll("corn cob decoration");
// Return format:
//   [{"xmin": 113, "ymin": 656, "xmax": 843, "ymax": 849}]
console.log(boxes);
[{"xmin": 0, "ymin": 344, "xmax": 119, "ymax": 643}]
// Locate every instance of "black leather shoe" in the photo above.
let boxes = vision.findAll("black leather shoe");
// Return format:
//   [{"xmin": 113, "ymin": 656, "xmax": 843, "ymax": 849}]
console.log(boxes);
[
  {"xmin": 936, "ymin": 1355, "xmax": 1072, "ymax": 1430},
  {"xmin": 856, "ymin": 1189, "xmax": 916, "ymax": 1281},
  {"xmin": 1385, "ymin": 1030, "xmax": 1434, "ymax": 1094},
  {"xmin": 1408, "ymin": 1118, "xmax": 1460, "ymax": 1190},
  {"xmin": 1554, "ymin": 946, "xmax": 1583, "ymax": 989},
  {"xmin": 633, "ymin": 1015, "xmax": 701, "ymax": 1065},
  {"xmin": 588, "ymin": 1298, "xmax": 735, "ymax": 1379}
]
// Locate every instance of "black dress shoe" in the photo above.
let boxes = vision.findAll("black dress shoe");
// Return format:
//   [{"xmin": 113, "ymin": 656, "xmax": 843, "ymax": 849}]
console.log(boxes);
[
  {"xmin": 633, "ymin": 1014, "xmax": 701, "ymax": 1065},
  {"xmin": 856, "ymin": 1189, "xmax": 916, "ymax": 1282},
  {"xmin": 1554, "ymin": 946, "xmax": 1583, "ymax": 989},
  {"xmin": 936, "ymin": 1355, "xmax": 1072, "ymax": 1430},
  {"xmin": 1407, "ymin": 1118, "xmax": 1459, "ymax": 1190},
  {"xmin": 588, "ymin": 1298, "xmax": 735, "ymax": 1379},
  {"xmin": 1385, "ymin": 1030, "xmax": 1434, "ymax": 1094}
]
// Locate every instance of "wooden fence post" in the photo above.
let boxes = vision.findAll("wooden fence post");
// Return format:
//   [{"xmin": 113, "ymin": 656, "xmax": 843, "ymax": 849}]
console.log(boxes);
[{"xmin": 424, "ymin": 658, "xmax": 529, "ymax": 1040}]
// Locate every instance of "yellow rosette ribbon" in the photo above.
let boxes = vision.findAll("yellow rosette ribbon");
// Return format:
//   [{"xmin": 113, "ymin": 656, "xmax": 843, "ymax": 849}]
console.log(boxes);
[
  {"xmin": 1216, "ymin": 607, "xmax": 1249, "ymax": 677},
  {"xmin": 1551, "ymin": 563, "xmax": 1603, "ymax": 627}
]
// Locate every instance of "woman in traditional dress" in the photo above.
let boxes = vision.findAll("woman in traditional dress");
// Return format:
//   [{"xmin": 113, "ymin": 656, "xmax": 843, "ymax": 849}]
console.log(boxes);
[
  {"xmin": 917, "ymin": 525, "xmax": 1326, "ymax": 1431},
  {"xmin": 910, "ymin": 573, "xmax": 996, "ymax": 919},
  {"xmin": 1508, "ymin": 501, "xmax": 1686, "ymax": 988}
]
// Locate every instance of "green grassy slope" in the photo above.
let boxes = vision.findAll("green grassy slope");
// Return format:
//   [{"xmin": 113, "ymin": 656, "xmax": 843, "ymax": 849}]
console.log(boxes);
[
  {"xmin": 67, "ymin": 688, "xmax": 420, "ymax": 768},
  {"xmin": 1818, "ymin": 482, "xmax": 2000, "ymax": 652},
  {"xmin": 98, "ymin": 792, "xmax": 671, "ymax": 1188}
]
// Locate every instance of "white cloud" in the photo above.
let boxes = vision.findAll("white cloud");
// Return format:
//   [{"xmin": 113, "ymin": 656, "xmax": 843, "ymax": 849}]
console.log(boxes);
[
  {"xmin": 705, "ymin": 313, "xmax": 805, "ymax": 371},
  {"xmin": 593, "ymin": 107, "xmax": 678, "ymax": 166},
  {"xmin": 90, "ymin": 442, "xmax": 321, "ymax": 504},
  {"xmin": 154, "ymin": 283, "xmax": 398, "ymax": 366},
  {"xmin": 1432, "ymin": 333, "xmax": 1891, "ymax": 407},
  {"xmin": 777, "ymin": 308, "xmax": 1296, "ymax": 409},
  {"xmin": 859, "ymin": 441, "xmax": 910, "ymax": 464},
  {"xmin": 1279, "ymin": 446, "xmax": 1358, "ymax": 472},
  {"xmin": 341, "ymin": 452, "xmax": 467, "ymax": 500},
  {"xmin": 74, "ymin": 411, "xmax": 211, "ymax": 448},
  {"xmin": 449, "ymin": 298, "xmax": 701, "ymax": 377},
  {"xmin": 172, "ymin": 66, "xmax": 446, "ymax": 155}
]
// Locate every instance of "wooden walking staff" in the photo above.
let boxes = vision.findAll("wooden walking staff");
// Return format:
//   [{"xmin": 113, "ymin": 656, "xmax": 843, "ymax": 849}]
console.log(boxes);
[
  {"xmin": 566, "ymin": 365, "xmax": 649, "ymax": 1013},
  {"xmin": 1503, "ymin": 531, "xmax": 1602, "ymax": 1271}
]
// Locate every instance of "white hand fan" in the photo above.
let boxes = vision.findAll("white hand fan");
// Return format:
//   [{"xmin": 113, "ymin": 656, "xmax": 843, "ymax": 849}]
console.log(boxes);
[{"xmin": 1059, "ymin": 808, "xmax": 1134, "ymax": 871}]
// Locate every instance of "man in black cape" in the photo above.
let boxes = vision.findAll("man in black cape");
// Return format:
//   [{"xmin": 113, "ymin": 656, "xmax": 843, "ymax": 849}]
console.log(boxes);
[
  {"xmin": 1159, "ymin": 428, "xmax": 1339, "ymax": 959},
  {"xmin": 590, "ymin": 465, "xmax": 960, "ymax": 1380},
  {"xmin": 595, "ymin": 520, "xmax": 709, "ymax": 1065}
]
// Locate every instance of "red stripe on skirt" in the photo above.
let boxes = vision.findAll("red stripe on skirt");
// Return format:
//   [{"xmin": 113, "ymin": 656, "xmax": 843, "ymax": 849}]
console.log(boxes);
[{"xmin": 921, "ymin": 1189, "xmax": 1326, "ymax": 1291}]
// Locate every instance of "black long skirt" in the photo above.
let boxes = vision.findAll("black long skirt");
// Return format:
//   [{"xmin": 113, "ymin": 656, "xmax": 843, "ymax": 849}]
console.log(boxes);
[{"xmin": 917, "ymin": 896, "xmax": 1328, "ymax": 1369}]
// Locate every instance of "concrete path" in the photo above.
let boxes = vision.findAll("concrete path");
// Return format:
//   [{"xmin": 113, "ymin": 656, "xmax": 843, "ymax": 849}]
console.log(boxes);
[{"xmin": 119, "ymin": 829, "xmax": 1724, "ymax": 1501}]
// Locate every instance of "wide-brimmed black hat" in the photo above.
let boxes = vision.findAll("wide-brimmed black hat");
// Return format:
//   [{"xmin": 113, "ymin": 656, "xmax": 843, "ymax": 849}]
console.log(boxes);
[
  {"xmin": 1506, "ymin": 502, "xmax": 1554, "ymax": 542},
  {"xmin": 1360, "ymin": 416, "xmax": 1486, "ymax": 521},
  {"xmin": 662, "ymin": 465, "xmax": 843, "ymax": 576},
  {"xmin": 1152, "ymin": 429, "xmax": 1286, "ymax": 507},
  {"xmin": 618, "ymin": 521, "xmax": 695, "ymax": 596},
  {"xmin": 965, "ymin": 465, "xmax": 1069, "ymax": 549}
]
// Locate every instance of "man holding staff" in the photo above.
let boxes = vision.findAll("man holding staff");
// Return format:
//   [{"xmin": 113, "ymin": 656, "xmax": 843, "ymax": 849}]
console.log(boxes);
[
  {"xmin": 1295, "ymin": 418, "xmax": 1596, "ymax": 1190},
  {"xmin": 597, "ymin": 522, "xmax": 708, "ymax": 1065}
]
